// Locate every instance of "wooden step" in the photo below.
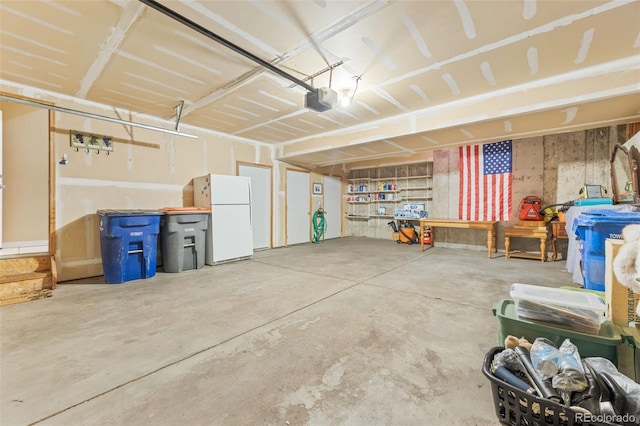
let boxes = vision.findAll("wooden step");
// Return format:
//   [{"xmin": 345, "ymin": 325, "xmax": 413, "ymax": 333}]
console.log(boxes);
[
  {"xmin": 0, "ymin": 276, "xmax": 53, "ymax": 306},
  {"xmin": 0, "ymin": 255, "xmax": 52, "ymax": 275},
  {"xmin": 0, "ymin": 271, "xmax": 52, "ymax": 285},
  {"xmin": 0, "ymin": 255, "xmax": 56, "ymax": 306}
]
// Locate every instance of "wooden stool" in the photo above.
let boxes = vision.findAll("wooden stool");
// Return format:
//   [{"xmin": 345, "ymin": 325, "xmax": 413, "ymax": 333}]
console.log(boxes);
[
  {"xmin": 550, "ymin": 220, "xmax": 569, "ymax": 261},
  {"xmin": 504, "ymin": 225, "xmax": 549, "ymax": 262}
]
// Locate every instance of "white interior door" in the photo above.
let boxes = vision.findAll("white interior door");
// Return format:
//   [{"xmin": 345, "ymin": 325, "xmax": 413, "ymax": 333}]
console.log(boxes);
[
  {"xmin": 286, "ymin": 170, "xmax": 310, "ymax": 245},
  {"xmin": 1, "ymin": 103, "xmax": 48, "ymax": 255},
  {"xmin": 239, "ymin": 164, "xmax": 271, "ymax": 249},
  {"xmin": 323, "ymin": 176, "xmax": 341, "ymax": 239}
]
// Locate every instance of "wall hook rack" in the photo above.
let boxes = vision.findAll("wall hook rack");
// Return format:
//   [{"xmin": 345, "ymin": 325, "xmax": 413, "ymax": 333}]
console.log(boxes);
[{"xmin": 70, "ymin": 130, "xmax": 114, "ymax": 155}]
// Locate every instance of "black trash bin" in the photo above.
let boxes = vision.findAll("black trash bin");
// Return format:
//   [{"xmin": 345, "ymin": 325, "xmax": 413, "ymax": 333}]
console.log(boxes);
[{"xmin": 160, "ymin": 207, "xmax": 210, "ymax": 273}]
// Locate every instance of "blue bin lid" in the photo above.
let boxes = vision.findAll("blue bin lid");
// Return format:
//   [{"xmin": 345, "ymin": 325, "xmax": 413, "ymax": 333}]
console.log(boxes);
[
  {"xmin": 580, "ymin": 209, "xmax": 640, "ymax": 217},
  {"xmin": 97, "ymin": 209, "xmax": 163, "ymax": 216},
  {"xmin": 572, "ymin": 209, "xmax": 640, "ymax": 231}
]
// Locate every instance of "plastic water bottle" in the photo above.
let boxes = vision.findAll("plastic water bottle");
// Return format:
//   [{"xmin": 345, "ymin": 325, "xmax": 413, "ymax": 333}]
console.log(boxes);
[{"xmin": 531, "ymin": 338, "xmax": 561, "ymax": 378}]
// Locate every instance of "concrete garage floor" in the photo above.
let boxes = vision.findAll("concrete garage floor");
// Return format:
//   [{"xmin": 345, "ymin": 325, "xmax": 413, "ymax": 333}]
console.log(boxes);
[{"xmin": 1, "ymin": 237, "xmax": 574, "ymax": 426}]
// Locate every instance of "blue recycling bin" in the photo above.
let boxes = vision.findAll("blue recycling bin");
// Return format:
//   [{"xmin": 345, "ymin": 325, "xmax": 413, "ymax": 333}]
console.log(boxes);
[
  {"xmin": 98, "ymin": 210, "xmax": 163, "ymax": 284},
  {"xmin": 572, "ymin": 209, "xmax": 640, "ymax": 291}
]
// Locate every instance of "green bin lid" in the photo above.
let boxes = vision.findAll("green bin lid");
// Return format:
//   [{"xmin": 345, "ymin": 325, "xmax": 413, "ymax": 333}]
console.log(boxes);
[{"xmin": 494, "ymin": 298, "xmax": 623, "ymax": 345}]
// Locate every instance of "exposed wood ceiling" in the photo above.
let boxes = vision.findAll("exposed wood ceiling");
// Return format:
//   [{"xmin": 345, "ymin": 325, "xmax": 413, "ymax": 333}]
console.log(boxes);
[{"xmin": 1, "ymin": 0, "xmax": 639, "ymax": 172}]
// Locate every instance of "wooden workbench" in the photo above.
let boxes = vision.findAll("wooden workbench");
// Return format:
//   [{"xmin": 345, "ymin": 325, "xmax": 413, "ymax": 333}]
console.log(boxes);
[
  {"xmin": 418, "ymin": 219, "xmax": 498, "ymax": 258},
  {"xmin": 504, "ymin": 225, "xmax": 549, "ymax": 262}
]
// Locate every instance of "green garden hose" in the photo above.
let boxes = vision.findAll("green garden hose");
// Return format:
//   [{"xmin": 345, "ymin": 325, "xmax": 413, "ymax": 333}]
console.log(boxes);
[{"xmin": 312, "ymin": 207, "xmax": 327, "ymax": 244}]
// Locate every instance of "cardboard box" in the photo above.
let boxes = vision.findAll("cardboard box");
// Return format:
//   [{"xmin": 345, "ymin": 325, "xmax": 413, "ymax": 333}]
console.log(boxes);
[{"xmin": 605, "ymin": 239, "xmax": 640, "ymax": 327}]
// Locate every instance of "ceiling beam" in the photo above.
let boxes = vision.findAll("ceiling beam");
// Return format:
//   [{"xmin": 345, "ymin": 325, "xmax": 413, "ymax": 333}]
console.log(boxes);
[
  {"xmin": 276, "ymin": 57, "xmax": 640, "ymax": 158},
  {"xmin": 76, "ymin": 2, "xmax": 146, "ymax": 98}
]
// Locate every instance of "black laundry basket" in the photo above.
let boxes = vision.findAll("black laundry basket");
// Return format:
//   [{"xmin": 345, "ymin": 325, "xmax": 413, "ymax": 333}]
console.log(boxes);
[{"xmin": 482, "ymin": 347, "xmax": 618, "ymax": 426}]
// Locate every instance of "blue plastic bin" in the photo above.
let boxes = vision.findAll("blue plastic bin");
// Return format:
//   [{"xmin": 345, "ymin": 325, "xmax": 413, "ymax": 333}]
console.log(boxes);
[
  {"xmin": 572, "ymin": 209, "xmax": 640, "ymax": 291},
  {"xmin": 98, "ymin": 210, "xmax": 163, "ymax": 284},
  {"xmin": 581, "ymin": 251, "xmax": 606, "ymax": 292}
]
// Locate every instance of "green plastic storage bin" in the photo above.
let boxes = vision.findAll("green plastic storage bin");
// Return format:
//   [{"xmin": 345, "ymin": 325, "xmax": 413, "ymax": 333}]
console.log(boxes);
[
  {"xmin": 492, "ymin": 299, "xmax": 622, "ymax": 363},
  {"xmin": 619, "ymin": 324, "xmax": 639, "ymax": 382}
]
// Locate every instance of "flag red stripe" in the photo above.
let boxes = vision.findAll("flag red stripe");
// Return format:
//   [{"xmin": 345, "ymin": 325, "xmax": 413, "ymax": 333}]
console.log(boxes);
[
  {"xmin": 473, "ymin": 145, "xmax": 479, "ymax": 220},
  {"xmin": 506, "ymin": 173, "xmax": 512, "ymax": 218},
  {"xmin": 458, "ymin": 146, "xmax": 464, "ymax": 219},
  {"xmin": 466, "ymin": 145, "xmax": 471, "ymax": 220}
]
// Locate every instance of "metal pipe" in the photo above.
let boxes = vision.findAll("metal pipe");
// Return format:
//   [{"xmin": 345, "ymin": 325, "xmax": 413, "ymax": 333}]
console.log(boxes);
[
  {"xmin": 174, "ymin": 99, "xmax": 184, "ymax": 131},
  {"xmin": 0, "ymin": 94, "xmax": 198, "ymax": 139},
  {"xmin": 137, "ymin": 0, "xmax": 316, "ymax": 93}
]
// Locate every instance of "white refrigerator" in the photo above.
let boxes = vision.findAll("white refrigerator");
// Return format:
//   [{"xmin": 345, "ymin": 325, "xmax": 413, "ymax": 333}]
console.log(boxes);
[{"xmin": 193, "ymin": 174, "xmax": 253, "ymax": 264}]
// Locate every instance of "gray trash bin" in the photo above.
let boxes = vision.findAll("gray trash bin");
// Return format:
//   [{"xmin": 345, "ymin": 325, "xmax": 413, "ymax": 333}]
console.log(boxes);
[{"xmin": 160, "ymin": 208, "xmax": 210, "ymax": 273}]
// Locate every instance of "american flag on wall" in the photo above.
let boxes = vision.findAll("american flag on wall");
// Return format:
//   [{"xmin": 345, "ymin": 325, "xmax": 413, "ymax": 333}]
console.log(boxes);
[{"xmin": 459, "ymin": 140, "xmax": 513, "ymax": 221}]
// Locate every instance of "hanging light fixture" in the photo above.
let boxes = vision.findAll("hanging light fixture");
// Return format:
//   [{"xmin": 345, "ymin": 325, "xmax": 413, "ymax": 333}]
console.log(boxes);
[
  {"xmin": 339, "ymin": 89, "xmax": 351, "ymax": 108},
  {"xmin": 338, "ymin": 76, "xmax": 361, "ymax": 108}
]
